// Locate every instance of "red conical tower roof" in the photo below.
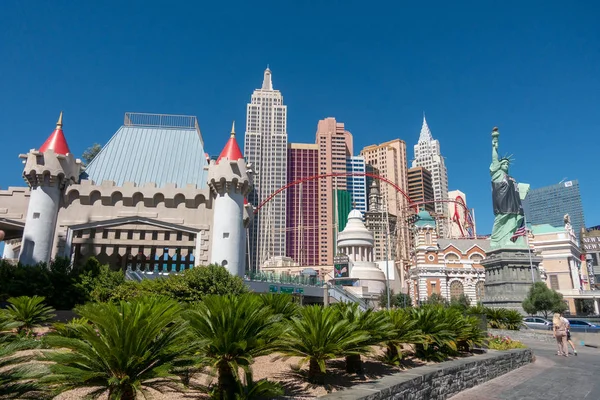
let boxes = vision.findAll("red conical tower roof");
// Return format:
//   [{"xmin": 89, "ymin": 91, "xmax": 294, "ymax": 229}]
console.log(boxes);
[
  {"xmin": 216, "ymin": 121, "xmax": 243, "ymax": 164},
  {"xmin": 39, "ymin": 112, "xmax": 71, "ymax": 155}
]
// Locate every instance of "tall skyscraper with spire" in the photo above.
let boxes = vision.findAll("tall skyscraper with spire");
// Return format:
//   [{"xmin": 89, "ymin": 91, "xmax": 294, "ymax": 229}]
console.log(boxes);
[
  {"xmin": 412, "ymin": 115, "xmax": 449, "ymax": 236},
  {"xmin": 244, "ymin": 67, "xmax": 288, "ymax": 271}
]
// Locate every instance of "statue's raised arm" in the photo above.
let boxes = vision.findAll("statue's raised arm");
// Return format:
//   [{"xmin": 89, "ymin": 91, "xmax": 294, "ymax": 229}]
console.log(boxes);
[{"xmin": 491, "ymin": 127, "xmax": 500, "ymax": 164}]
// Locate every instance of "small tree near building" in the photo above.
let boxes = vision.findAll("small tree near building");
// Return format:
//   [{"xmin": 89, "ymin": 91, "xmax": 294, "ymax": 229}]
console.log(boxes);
[
  {"xmin": 82, "ymin": 143, "xmax": 102, "ymax": 166},
  {"xmin": 522, "ymin": 282, "xmax": 568, "ymax": 319}
]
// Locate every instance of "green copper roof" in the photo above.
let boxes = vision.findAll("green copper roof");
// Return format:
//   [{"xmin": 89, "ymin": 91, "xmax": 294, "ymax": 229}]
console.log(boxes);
[
  {"xmin": 531, "ymin": 224, "xmax": 565, "ymax": 235},
  {"xmin": 415, "ymin": 209, "xmax": 436, "ymax": 228}
]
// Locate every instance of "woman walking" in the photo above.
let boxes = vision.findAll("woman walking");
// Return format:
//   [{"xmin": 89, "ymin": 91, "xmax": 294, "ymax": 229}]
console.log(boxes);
[{"xmin": 553, "ymin": 313, "xmax": 568, "ymax": 357}]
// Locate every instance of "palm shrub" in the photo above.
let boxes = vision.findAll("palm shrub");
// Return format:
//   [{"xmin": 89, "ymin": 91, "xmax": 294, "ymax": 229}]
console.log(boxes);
[
  {"xmin": 183, "ymin": 294, "xmax": 283, "ymax": 399},
  {"xmin": 259, "ymin": 293, "xmax": 300, "ymax": 320},
  {"xmin": 485, "ymin": 308, "xmax": 523, "ymax": 330},
  {"xmin": 277, "ymin": 305, "xmax": 370, "ymax": 384},
  {"xmin": 232, "ymin": 370, "xmax": 284, "ymax": 400},
  {"xmin": 41, "ymin": 296, "xmax": 190, "ymax": 399},
  {"xmin": 0, "ymin": 312, "xmax": 50, "ymax": 399},
  {"xmin": 409, "ymin": 306, "xmax": 457, "ymax": 361},
  {"xmin": 441, "ymin": 308, "xmax": 485, "ymax": 353},
  {"xmin": 332, "ymin": 303, "xmax": 392, "ymax": 373},
  {"xmin": 4, "ymin": 296, "xmax": 55, "ymax": 335},
  {"xmin": 382, "ymin": 308, "xmax": 422, "ymax": 365}
]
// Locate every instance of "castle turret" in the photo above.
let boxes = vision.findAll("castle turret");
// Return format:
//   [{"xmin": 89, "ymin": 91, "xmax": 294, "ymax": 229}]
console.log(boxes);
[
  {"xmin": 207, "ymin": 122, "xmax": 253, "ymax": 276},
  {"xmin": 19, "ymin": 113, "xmax": 81, "ymax": 265}
]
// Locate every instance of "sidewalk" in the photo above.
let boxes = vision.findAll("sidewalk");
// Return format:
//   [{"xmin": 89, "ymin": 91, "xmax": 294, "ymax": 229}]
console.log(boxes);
[{"xmin": 450, "ymin": 334, "xmax": 600, "ymax": 400}]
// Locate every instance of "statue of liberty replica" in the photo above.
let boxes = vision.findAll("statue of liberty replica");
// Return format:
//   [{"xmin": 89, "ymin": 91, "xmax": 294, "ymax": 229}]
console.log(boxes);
[{"xmin": 483, "ymin": 127, "xmax": 541, "ymax": 312}]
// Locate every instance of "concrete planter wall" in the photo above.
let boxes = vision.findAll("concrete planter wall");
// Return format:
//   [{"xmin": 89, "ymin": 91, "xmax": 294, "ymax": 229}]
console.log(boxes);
[{"xmin": 319, "ymin": 348, "xmax": 532, "ymax": 400}]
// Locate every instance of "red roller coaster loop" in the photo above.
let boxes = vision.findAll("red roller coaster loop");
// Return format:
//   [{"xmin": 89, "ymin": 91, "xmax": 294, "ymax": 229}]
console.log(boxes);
[{"xmin": 253, "ymin": 172, "xmax": 414, "ymax": 214}]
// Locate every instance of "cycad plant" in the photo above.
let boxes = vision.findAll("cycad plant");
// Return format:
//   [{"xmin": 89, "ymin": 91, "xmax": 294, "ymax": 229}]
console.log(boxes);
[
  {"xmin": 233, "ymin": 370, "xmax": 284, "ymax": 400},
  {"xmin": 409, "ymin": 306, "xmax": 457, "ymax": 361},
  {"xmin": 441, "ymin": 308, "xmax": 485, "ymax": 354},
  {"xmin": 4, "ymin": 296, "xmax": 55, "ymax": 335},
  {"xmin": 332, "ymin": 303, "xmax": 391, "ymax": 373},
  {"xmin": 382, "ymin": 308, "xmax": 422, "ymax": 365},
  {"xmin": 259, "ymin": 293, "xmax": 300, "ymax": 320},
  {"xmin": 183, "ymin": 294, "xmax": 283, "ymax": 399},
  {"xmin": 0, "ymin": 312, "xmax": 49, "ymax": 399},
  {"xmin": 41, "ymin": 296, "xmax": 190, "ymax": 399},
  {"xmin": 278, "ymin": 305, "xmax": 370, "ymax": 384}
]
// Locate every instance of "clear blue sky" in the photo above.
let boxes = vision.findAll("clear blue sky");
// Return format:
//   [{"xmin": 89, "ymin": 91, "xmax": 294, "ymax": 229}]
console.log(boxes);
[{"xmin": 1, "ymin": 0, "xmax": 599, "ymax": 236}]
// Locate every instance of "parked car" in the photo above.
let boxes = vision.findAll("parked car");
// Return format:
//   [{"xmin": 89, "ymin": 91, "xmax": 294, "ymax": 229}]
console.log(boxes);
[
  {"xmin": 566, "ymin": 319, "xmax": 600, "ymax": 332},
  {"xmin": 523, "ymin": 317, "xmax": 553, "ymax": 330}
]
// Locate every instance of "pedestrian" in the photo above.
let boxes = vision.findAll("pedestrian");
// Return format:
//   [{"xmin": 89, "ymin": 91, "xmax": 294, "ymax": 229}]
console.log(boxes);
[
  {"xmin": 552, "ymin": 313, "xmax": 568, "ymax": 357},
  {"xmin": 561, "ymin": 313, "xmax": 577, "ymax": 356}
]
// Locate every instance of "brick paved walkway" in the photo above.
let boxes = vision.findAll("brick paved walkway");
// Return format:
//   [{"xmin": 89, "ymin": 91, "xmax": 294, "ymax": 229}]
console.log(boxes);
[{"xmin": 450, "ymin": 336, "xmax": 600, "ymax": 400}]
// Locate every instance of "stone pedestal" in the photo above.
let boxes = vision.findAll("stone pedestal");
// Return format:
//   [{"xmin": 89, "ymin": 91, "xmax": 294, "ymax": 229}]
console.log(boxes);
[{"xmin": 482, "ymin": 247, "xmax": 542, "ymax": 313}]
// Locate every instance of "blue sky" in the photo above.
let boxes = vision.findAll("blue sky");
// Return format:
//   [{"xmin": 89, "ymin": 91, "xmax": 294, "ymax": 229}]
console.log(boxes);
[{"xmin": 1, "ymin": 0, "xmax": 599, "ymax": 236}]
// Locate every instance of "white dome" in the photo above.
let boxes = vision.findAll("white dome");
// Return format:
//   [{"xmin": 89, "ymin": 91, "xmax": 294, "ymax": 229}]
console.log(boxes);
[{"xmin": 337, "ymin": 209, "xmax": 374, "ymax": 248}]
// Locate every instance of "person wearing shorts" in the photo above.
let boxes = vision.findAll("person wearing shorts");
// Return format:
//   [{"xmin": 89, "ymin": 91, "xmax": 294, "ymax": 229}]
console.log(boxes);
[{"xmin": 561, "ymin": 314, "xmax": 577, "ymax": 356}]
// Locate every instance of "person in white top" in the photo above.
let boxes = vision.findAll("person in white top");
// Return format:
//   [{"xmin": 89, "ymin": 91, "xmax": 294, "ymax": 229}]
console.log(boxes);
[{"xmin": 561, "ymin": 314, "xmax": 577, "ymax": 356}]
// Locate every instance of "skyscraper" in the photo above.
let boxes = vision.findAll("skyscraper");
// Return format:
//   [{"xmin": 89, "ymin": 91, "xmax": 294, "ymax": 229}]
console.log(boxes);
[
  {"xmin": 407, "ymin": 166, "xmax": 435, "ymax": 213},
  {"xmin": 412, "ymin": 115, "xmax": 449, "ymax": 236},
  {"xmin": 523, "ymin": 180, "xmax": 586, "ymax": 236},
  {"xmin": 360, "ymin": 139, "xmax": 410, "ymax": 265},
  {"xmin": 286, "ymin": 143, "xmax": 319, "ymax": 266},
  {"xmin": 346, "ymin": 156, "xmax": 367, "ymax": 215},
  {"xmin": 244, "ymin": 68, "xmax": 288, "ymax": 271},
  {"xmin": 316, "ymin": 117, "xmax": 353, "ymax": 265}
]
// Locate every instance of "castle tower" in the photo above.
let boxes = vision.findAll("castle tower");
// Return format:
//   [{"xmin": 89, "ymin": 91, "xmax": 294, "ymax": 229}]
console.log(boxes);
[
  {"xmin": 208, "ymin": 122, "xmax": 254, "ymax": 276},
  {"xmin": 19, "ymin": 112, "xmax": 81, "ymax": 265}
]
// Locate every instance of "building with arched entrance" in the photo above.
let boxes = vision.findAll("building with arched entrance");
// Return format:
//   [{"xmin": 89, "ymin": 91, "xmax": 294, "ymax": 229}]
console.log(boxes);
[{"xmin": 408, "ymin": 210, "xmax": 488, "ymax": 305}]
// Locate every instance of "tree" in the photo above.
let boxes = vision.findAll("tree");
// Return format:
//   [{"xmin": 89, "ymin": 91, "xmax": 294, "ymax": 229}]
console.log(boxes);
[
  {"xmin": 278, "ymin": 305, "xmax": 369, "ymax": 384},
  {"xmin": 332, "ymin": 303, "xmax": 391, "ymax": 373},
  {"xmin": 81, "ymin": 143, "xmax": 102, "ymax": 166},
  {"xmin": 183, "ymin": 294, "xmax": 282, "ymax": 399},
  {"xmin": 4, "ymin": 296, "xmax": 55, "ymax": 335},
  {"xmin": 42, "ymin": 297, "xmax": 190, "ymax": 399},
  {"xmin": 449, "ymin": 294, "xmax": 471, "ymax": 311},
  {"xmin": 424, "ymin": 293, "xmax": 448, "ymax": 306},
  {"xmin": 522, "ymin": 282, "xmax": 568, "ymax": 319},
  {"xmin": 378, "ymin": 289, "xmax": 412, "ymax": 309}
]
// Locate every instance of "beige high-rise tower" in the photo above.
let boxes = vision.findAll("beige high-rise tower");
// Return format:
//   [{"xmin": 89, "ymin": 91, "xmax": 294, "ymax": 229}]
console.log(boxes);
[
  {"xmin": 315, "ymin": 117, "xmax": 353, "ymax": 265},
  {"xmin": 360, "ymin": 139, "xmax": 410, "ymax": 272}
]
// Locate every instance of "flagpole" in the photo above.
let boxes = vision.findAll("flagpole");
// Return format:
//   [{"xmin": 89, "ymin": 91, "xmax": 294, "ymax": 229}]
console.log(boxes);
[{"xmin": 523, "ymin": 215, "xmax": 536, "ymax": 283}]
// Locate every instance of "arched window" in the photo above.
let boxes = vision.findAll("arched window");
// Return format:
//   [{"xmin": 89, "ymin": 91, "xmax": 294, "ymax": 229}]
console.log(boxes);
[
  {"xmin": 425, "ymin": 232, "xmax": 431, "ymax": 244},
  {"xmin": 445, "ymin": 253, "xmax": 460, "ymax": 263},
  {"xmin": 449, "ymin": 280, "xmax": 464, "ymax": 299},
  {"xmin": 476, "ymin": 281, "xmax": 485, "ymax": 302},
  {"xmin": 470, "ymin": 253, "xmax": 484, "ymax": 263}
]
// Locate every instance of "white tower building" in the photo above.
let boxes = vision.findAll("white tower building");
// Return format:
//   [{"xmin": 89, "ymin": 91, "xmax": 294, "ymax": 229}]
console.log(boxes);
[
  {"xmin": 412, "ymin": 115, "xmax": 449, "ymax": 237},
  {"xmin": 208, "ymin": 123, "xmax": 254, "ymax": 277},
  {"xmin": 337, "ymin": 209, "xmax": 387, "ymax": 298},
  {"xmin": 244, "ymin": 67, "xmax": 288, "ymax": 271},
  {"xmin": 18, "ymin": 113, "xmax": 81, "ymax": 265}
]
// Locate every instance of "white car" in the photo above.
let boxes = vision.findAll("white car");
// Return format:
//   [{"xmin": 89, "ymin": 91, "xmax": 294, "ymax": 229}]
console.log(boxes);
[{"xmin": 523, "ymin": 317, "xmax": 553, "ymax": 330}]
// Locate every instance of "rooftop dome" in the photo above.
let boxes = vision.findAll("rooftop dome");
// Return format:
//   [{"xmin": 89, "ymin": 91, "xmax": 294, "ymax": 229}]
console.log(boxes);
[
  {"xmin": 337, "ymin": 209, "xmax": 374, "ymax": 248},
  {"xmin": 415, "ymin": 209, "xmax": 436, "ymax": 228}
]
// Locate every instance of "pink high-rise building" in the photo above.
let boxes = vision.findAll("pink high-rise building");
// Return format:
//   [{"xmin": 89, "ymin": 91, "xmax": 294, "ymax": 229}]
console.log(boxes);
[
  {"xmin": 286, "ymin": 144, "xmax": 320, "ymax": 266},
  {"xmin": 316, "ymin": 118, "xmax": 353, "ymax": 266}
]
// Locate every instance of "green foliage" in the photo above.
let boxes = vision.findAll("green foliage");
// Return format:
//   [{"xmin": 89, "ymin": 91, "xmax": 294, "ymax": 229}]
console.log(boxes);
[
  {"xmin": 0, "ymin": 312, "xmax": 51, "ymax": 399},
  {"xmin": 233, "ymin": 370, "xmax": 284, "ymax": 400},
  {"xmin": 378, "ymin": 289, "xmax": 412, "ymax": 309},
  {"xmin": 484, "ymin": 308, "xmax": 523, "ymax": 330},
  {"xmin": 81, "ymin": 143, "xmax": 102, "ymax": 165},
  {"xmin": 382, "ymin": 308, "xmax": 422, "ymax": 365},
  {"xmin": 449, "ymin": 294, "xmax": 471, "ymax": 311},
  {"xmin": 42, "ymin": 296, "xmax": 190, "ymax": 399},
  {"xmin": 522, "ymin": 282, "xmax": 568, "ymax": 318},
  {"xmin": 4, "ymin": 296, "xmax": 55, "ymax": 335},
  {"xmin": 259, "ymin": 293, "xmax": 300, "ymax": 320},
  {"xmin": 424, "ymin": 293, "xmax": 448, "ymax": 306},
  {"xmin": 183, "ymin": 294, "xmax": 282, "ymax": 399},
  {"xmin": 332, "ymin": 303, "xmax": 392, "ymax": 373},
  {"xmin": 278, "ymin": 305, "xmax": 369, "ymax": 384},
  {"xmin": 487, "ymin": 334, "xmax": 526, "ymax": 350},
  {"xmin": 409, "ymin": 306, "xmax": 457, "ymax": 361}
]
